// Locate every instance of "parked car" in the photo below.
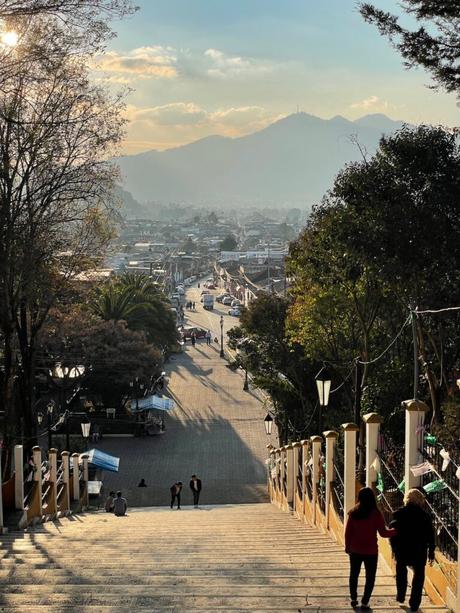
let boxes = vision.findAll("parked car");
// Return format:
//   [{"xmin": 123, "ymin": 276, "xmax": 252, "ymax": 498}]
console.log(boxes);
[
  {"xmin": 203, "ymin": 294, "xmax": 214, "ymax": 310},
  {"xmin": 231, "ymin": 299, "xmax": 241, "ymax": 307},
  {"xmin": 180, "ymin": 326, "xmax": 207, "ymax": 340},
  {"xmin": 216, "ymin": 294, "xmax": 230, "ymax": 303},
  {"xmin": 228, "ymin": 308, "xmax": 241, "ymax": 317},
  {"xmin": 222, "ymin": 296, "xmax": 233, "ymax": 306}
]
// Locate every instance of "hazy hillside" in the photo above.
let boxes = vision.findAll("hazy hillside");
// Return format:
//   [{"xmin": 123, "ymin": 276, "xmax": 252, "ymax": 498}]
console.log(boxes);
[{"xmin": 117, "ymin": 113, "xmax": 405, "ymax": 207}]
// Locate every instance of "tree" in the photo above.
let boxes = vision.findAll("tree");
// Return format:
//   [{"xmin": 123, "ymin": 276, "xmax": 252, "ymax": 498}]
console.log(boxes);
[
  {"xmin": 288, "ymin": 125, "xmax": 460, "ymax": 428},
  {"xmin": 228, "ymin": 294, "xmax": 318, "ymax": 443},
  {"xmin": 0, "ymin": 10, "xmax": 127, "ymax": 450},
  {"xmin": 360, "ymin": 1, "xmax": 460, "ymax": 95},
  {"xmin": 220, "ymin": 234, "xmax": 238, "ymax": 251},
  {"xmin": 37, "ymin": 306, "xmax": 162, "ymax": 408},
  {"xmin": 90, "ymin": 274, "xmax": 178, "ymax": 352}
]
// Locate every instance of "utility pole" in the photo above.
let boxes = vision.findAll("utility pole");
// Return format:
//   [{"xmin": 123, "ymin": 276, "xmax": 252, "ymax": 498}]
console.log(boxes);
[{"xmin": 354, "ymin": 357, "xmax": 365, "ymax": 484}]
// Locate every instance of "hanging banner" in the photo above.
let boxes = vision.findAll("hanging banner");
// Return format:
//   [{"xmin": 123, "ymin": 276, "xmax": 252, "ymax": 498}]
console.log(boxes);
[
  {"xmin": 416, "ymin": 425, "xmax": 425, "ymax": 435},
  {"xmin": 424, "ymin": 434, "xmax": 437, "ymax": 445},
  {"xmin": 423, "ymin": 479, "xmax": 447, "ymax": 494},
  {"xmin": 398, "ymin": 478, "xmax": 405, "ymax": 494},
  {"xmin": 371, "ymin": 457, "xmax": 381, "ymax": 473},
  {"xmin": 439, "ymin": 448, "xmax": 451, "ymax": 472},
  {"xmin": 410, "ymin": 461, "xmax": 432, "ymax": 477},
  {"xmin": 376, "ymin": 472, "xmax": 384, "ymax": 493}
]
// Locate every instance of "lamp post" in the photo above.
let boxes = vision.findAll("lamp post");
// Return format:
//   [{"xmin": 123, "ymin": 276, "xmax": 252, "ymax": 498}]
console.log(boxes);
[
  {"xmin": 220, "ymin": 315, "xmax": 224, "ymax": 358},
  {"xmin": 315, "ymin": 365, "xmax": 332, "ymax": 435},
  {"xmin": 46, "ymin": 402, "xmax": 54, "ymax": 450},
  {"xmin": 81, "ymin": 415, "xmax": 91, "ymax": 451},
  {"xmin": 130, "ymin": 377, "xmax": 145, "ymax": 425},
  {"xmin": 264, "ymin": 413, "xmax": 274, "ymax": 436}
]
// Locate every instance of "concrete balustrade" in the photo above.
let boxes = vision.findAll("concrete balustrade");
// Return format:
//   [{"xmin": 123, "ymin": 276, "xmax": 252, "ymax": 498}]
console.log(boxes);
[
  {"xmin": 0, "ymin": 450, "xmax": 4, "ymax": 533},
  {"xmin": 363, "ymin": 413, "xmax": 383, "ymax": 489},
  {"xmin": 323, "ymin": 430, "xmax": 338, "ymax": 529},
  {"xmin": 72, "ymin": 453, "xmax": 80, "ymax": 502},
  {"xmin": 285, "ymin": 444, "xmax": 294, "ymax": 507},
  {"xmin": 342, "ymin": 422, "xmax": 359, "ymax": 523},
  {"xmin": 403, "ymin": 399, "xmax": 429, "ymax": 490},
  {"xmin": 311, "ymin": 435, "xmax": 322, "ymax": 525},
  {"xmin": 0, "ymin": 446, "xmax": 89, "ymax": 529},
  {"xmin": 60, "ymin": 451, "xmax": 71, "ymax": 514}
]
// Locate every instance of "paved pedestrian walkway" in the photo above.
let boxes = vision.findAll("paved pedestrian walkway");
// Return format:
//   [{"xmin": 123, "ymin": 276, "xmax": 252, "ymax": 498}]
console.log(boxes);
[{"xmin": 98, "ymin": 338, "xmax": 270, "ymax": 507}]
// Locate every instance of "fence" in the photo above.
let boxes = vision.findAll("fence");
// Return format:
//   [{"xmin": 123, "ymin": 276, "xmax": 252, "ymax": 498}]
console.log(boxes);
[
  {"xmin": 0, "ymin": 445, "xmax": 90, "ymax": 532},
  {"xmin": 268, "ymin": 402, "xmax": 460, "ymax": 613}
]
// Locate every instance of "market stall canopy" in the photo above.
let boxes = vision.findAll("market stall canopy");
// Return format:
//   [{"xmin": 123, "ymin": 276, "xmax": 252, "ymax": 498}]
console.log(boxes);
[
  {"xmin": 132, "ymin": 395, "xmax": 175, "ymax": 412},
  {"xmin": 83, "ymin": 449, "xmax": 120, "ymax": 472}
]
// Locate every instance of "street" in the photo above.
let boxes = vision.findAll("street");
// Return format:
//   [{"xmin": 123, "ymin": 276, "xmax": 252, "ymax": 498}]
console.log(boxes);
[{"xmin": 97, "ymin": 284, "xmax": 271, "ymax": 507}]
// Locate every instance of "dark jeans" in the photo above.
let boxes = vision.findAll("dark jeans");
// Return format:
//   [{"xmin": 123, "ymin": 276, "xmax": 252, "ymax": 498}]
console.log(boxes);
[
  {"xmin": 396, "ymin": 559, "xmax": 426, "ymax": 610},
  {"xmin": 192, "ymin": 490, "xmax": 200, "ymax": 506},
  {"xmin": 348, "ymin": 553, "xmax": 378, "ymax": 604},
  {"xmin": 170, "ymin": 493, "xmax": 181, "ymax": 509}
]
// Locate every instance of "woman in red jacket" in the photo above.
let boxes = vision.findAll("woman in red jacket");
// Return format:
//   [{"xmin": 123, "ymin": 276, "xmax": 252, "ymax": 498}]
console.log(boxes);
[{"xmin": 345, "ymin": 487, "xmax": 396, "ymax": 609}]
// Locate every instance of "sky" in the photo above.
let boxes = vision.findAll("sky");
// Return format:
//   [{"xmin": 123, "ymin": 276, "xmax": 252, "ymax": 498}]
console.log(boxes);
[{"xmin": 98, "ymin": 0, "xmax": 459, "ymax": 155}]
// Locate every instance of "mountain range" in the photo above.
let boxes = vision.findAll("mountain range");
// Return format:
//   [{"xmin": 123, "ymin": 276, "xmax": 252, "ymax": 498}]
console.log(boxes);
[{"xmin": 117, "ymin": 112, "xmax": 406, "ymax": 209}]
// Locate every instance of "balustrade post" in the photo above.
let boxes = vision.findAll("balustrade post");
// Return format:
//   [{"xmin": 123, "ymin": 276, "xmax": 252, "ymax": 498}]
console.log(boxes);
[
  {"xmin": 323, "ymin": 430, "xmax": 338, "ymax": 529},
  {"xmin": 47, "ymin": 449, "xmax": 58, "ymax": 517},
  {"xmin": 61, "ymin": 451, "xmax": 70, "ymax": 513},
  {"xmin": 14, "ymin": 445, "xmax": 24, "ymax": 511},
  {"xmin": 286, "ymin": 444, "xmax": 294, "ymax": 506},
  {"xmin": 71, "ymin": 453, "xmax": 80, "ymax": 502},
  {"xmin": 403, "ymin": 399, "xmax": 429, "ymax": 490},
  {"xmin": 0, "ymin": 449, "xmax": 4, "ymax": 532},
  {"xmin": 280, "ymin": 446, "xmax": 287, "ymax": 507},
  {"xmin": 311, "ymin": 436, "xmax": 322, "ymax": 525},
  {"xmin": 32, "ymin": 446, "xmax": 43, "ymax": 519},
  {"xmin": 292, "ymin": 442, "xmax": 302, "ymax": 509},
  {"xmin": 363, "ymin": 413, "xmax": 383, "ymax": 489},
  {"xmin": 301, "ymin": 439, "xmax": 309, "ymax": 516},
  {"xmin": 81, "ymin": 455, "xmax": 89, "ymax": 508},
  {"xmin": 342, "ymin": 423, "xmax": 359, "ymax": 524}
]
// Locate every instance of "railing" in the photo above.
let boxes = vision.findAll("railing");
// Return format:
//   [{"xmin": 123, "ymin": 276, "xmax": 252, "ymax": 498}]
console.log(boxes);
[
  {"xmin": 377, "ymin": 432, "xmax": 404, "ymax": 525},
  {"xmin": 41, "ymin": 461, "xmax": 51, "ymax": 511},
  {"xmin": 317, "ymin": 449, "xmax": 326, "ymax": 514},
  {"xmin": 420, "ymin": 435, "xmax": 459, "ymax": 563},
  {"xmin": 282, "ymin": 454, "xmax": 288, "ymax": 498},
  {"xmin": 332, "ymin": 442, "xmax": 344, "ymax": 520},
  {"xmin": 297, "ymin": 446, "xmax": 303, "ymax": 500},
  {"xmin": 305, "ymin": 447, "xmax": 313, "ymax": 502}
]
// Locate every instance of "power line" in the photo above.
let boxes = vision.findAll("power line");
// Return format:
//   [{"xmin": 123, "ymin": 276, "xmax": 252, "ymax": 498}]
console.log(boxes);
[
  {"xmin": 358, "ymin": 315, "xmax": 411, "ymax": 366},
  {"xmin": 412, "ymin": 306, "xmax": 460, "ymax": 315}
]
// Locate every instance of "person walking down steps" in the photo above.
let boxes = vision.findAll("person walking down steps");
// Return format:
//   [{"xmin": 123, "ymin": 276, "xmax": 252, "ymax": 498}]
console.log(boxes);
[
  {"xmin": 170, "ymin": 481, "xmax": 183, "ymax": 509},
  {"xmin": 190, "ymin": 474, "xmax": 202, "ymax": 507},
  {"xmin": 345, "ymin": 487, "xmax": 396, "ymax": 610}
]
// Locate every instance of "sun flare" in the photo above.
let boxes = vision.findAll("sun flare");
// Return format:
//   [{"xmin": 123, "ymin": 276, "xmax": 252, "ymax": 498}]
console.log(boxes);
[{"xmin": 1, "ymin": 30, "xmax": 19, "ymax": 47}]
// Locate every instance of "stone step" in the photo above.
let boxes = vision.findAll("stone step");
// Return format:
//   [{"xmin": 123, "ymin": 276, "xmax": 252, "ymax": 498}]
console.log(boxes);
[
  {"xmin": 0, "ymin": 608, "xmax": 450, "ymax": 613},
  {"xmin": 0, "ymin": 593, "xmax": 448, "ymax": 610}
]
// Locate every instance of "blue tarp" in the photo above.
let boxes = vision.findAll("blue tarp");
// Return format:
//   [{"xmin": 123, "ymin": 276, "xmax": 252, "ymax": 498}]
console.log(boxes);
[
  {"xmin": 132, "ymin": 395, "xmax": 175, "ymax": 412},
  {"xmin": 85, "ymin": 449, "xmax": 120, "ymax": 472}
]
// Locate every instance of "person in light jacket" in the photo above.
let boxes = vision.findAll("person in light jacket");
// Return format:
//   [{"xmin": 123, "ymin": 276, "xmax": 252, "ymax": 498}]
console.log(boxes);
[
  {"xmin": 345, "ymin": 487, "xmax": 396, "ymax": 609},
  {"xmin": 390, "ymin": 488, "xmax": 435, "ymax": 612}
]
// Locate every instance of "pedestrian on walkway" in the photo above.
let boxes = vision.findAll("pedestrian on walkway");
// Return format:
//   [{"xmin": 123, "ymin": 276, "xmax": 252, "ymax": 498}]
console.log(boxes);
[
  {"xmin": 138, "ymin": 478, "xmax": 147, "ymax": 487},
  {"xmin": 191, "ymin": 331, "xmax": 196, "ymax": 347},
  {"xmin": 170, "ymin": 481, "xmax": 182, "ymax": 509},
  {"xmin": 345, "ymin": 487, "xmax": 396, "ymax": 609},
  {"xmin": 190, "ymin": 474, "xmax": 202, "ymax": 507},
  {"xmin": 105, "ymin": 490, "xmax": 115, "ymax": 513},
  {"xmin": 205, "ymin": 330, "xmax": 211, "ymax": 346},
  {"xmin": 192, "ymin": 301, "xmax": 196, "ymax": 310},
  {"xmin": 113, "ymin": 491, "xmax": 127, "ymax": 516},
  {"xmin": 389, "ymin": 488, "xmax": 435, "ymax": 612}
]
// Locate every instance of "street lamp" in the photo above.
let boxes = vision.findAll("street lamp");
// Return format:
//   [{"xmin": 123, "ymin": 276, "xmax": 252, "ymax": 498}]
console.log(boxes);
[
  {"xmin": 264, "ymin": 413, "xmax": 274, "ymax": 435},
  {"xmin": 315, "ymin": 365, "xmax": 332, "ymax": 435},
  {"xmin": 237, "ymin": 339, "xmax": 251, "ymax": 391},
  {"xmin": 220, "ymin": 315, "xmax": 224, "ymax": 358},
  {"xmin": 81, "ymin": 415, "xmax": 91, "ymax": 450},
  {"xmin": 46, "ymin": 402, "xmax": 54, "ymax": 450}
]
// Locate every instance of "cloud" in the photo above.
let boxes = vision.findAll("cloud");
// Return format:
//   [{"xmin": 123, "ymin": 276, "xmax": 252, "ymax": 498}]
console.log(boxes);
[
  {"xmin": 95, "ymin": 46, "xmax": 178, "ymax": 80},
  {"xmin": 350, "ymin": 95, "xmax": 392, "ymax": 112},
  {"xmin": 126, "ymin": 103, "xmax": 208, "ymax": 127},
  {"xmin": 123, "ymin": 103, "xmax": 284, "ymax": 153},
  {"xmin": 204, "ymin": 47, "xmax": 272, "ymax": 79}
]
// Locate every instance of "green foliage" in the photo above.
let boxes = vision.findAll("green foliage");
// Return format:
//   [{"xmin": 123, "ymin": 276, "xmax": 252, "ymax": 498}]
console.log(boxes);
[
  {"xmin": 360, "ymin": 1, "xmax": 460, "ymax": 95},
  {"xmin": 37, "ymin": 306, "xmax": 161, "ymax": 407},
  {"xmin": 287, "ymin": 125, "xmax": 460, "ymax": 431},
  {"xmin": 90, "ymin": 274, "xmax": 178, "ymax": 352},
  {"xmin": 220, "ymin": 234, "xmax": 238, "ymax": 251}
]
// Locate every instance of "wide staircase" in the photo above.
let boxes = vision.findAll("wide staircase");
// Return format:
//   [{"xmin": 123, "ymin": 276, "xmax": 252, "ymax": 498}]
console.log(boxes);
[{"xmin": 0, "ymin": 503, "xmax": 449, "ymax": 612}]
